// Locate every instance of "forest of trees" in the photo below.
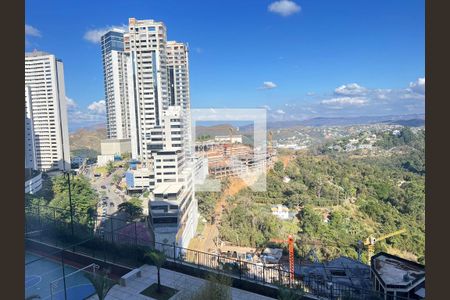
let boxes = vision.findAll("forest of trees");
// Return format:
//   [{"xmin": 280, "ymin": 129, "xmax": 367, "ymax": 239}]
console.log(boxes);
[
  {"xmin": 26, "ymin": 174, "xmax": 98, "ymax": 225},
  {"xmin": 213, "ymin": 127, "xmax": 425, "ymax": 264}
]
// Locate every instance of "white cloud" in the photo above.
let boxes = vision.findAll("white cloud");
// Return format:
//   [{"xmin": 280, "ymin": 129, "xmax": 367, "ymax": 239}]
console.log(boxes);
[
  {"xmin": 262, "ymin": 105, "xmax": 272, "ymax": 111},
  {"xmin": 66, "ymin": 96, "xmax": 77, "ymax": 110},
  {"xmin": 276, "ymin": 109, "xmax": 286, "ymax": 114},
  {"xmin": 25, "ymin": 24, "xmax": 41, "ymax": 37},
  {"xmin": 260, "ymin": 81, "xmax": 277, "ymax": 89},
  {"xmin": 268, "ymin": 0, "xmax": 301, "ymax": 17},
  {"xmin": 83, "ymin": 25, "xmax": 127, "ymax": 43},
  {"xmin": 408, "ymin": 77, "xmax": 425, "ymax": 95},
  {"xmin": 321, "ymin": 97, "xmax": 368, "ymax": 106},
  {"xmin": 334, "ymin": 83, "xmax": 368, "ymax": 96},
  {"xmin": 88, "ymin": 100, "xmax": 106, "ymax": 114}
]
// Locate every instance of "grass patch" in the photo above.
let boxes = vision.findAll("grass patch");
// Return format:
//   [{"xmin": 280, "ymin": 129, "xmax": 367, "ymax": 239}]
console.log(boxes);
[
  {"xmin": 140, "ymin": 283, "xmax": 179, "ymax": 300},
  {"xmin": 94, "ymin": 166, "xmax": 107, "ymax": 176}
]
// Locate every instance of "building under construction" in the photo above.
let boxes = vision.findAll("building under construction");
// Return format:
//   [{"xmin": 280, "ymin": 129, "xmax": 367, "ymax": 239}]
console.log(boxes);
[{"xmin": 199, "ymin": 142, "xmax": 276, "ymax": 179}]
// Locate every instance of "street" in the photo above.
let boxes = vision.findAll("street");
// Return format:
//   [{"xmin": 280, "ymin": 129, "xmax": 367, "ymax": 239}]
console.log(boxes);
[{"xmin": 83, "ymin": 164, "xmax": 128, "ymax": 216}]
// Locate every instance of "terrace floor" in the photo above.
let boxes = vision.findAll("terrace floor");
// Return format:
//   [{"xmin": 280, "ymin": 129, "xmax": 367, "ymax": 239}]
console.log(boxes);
[{"xmin": 87, "ymin": 264, "xmax": 276, "ymax": 300}]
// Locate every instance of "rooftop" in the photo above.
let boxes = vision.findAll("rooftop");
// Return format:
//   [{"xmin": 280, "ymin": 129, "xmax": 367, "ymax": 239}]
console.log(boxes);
[
  {"xmin": 25, "ymin": 50, "xmax": 52, "ymax": 57},
  {"xmin": 271, "ymin": 204, "xmax": 289, "ymax": 212},
  {"xmin": 96, "ymin": 264, "xmax": 275, "ymax": 300},
  {"xmin": 371, "ymin": 252, "xmax": 425, "ymax": 288},
  {"xmin": 295, "ymin": 256, "xmax": 372, "ymax": 291},
  {"xmin": 153, "ymin": 183, "xmax": 184, "ymax": 195}
]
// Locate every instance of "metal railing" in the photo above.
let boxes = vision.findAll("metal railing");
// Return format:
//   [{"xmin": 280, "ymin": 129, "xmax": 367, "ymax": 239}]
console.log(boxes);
[{"xmin": 25, "ymin": 202, "xmax": 410, "ymax": 300}]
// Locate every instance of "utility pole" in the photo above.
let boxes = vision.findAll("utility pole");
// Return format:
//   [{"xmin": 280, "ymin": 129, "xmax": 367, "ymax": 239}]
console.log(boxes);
[{"xmin": 65, "ymin": 171, "xmax": 74, "ymax": 236}]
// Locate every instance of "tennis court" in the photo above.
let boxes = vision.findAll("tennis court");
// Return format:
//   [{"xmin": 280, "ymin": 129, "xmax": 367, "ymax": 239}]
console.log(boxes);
[{"xmin": 25, "ymin": 251, "xmax": 96, "ymax": 300}]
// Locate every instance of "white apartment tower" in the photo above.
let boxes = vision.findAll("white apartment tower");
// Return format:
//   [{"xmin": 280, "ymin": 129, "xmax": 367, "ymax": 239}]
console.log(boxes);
[
  {"xmin": 25, "ymin": 51, "xmax": 71, "ymax": 171},
  {"xmin": 124, "ymin": 18, "xmax": 197, "ymax": 249},
  {"xmin": 25, "ymin": 86, "xmax": 37, "ymax": 170},
  {"xmin": 125, "ymin": 18, "xmax": 169, "ymax": 161},
  {"xmin": 101, "ymin": 29, "xmax": 132, "ymax": 139},
  {"xmin": 166, "ymin": 41, "xmax": 192, "ymax": 157}
]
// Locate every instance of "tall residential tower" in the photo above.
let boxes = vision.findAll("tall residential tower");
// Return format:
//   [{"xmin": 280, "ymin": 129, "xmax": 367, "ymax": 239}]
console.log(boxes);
[
  {"xmin": 25, "ymin": 51, "xmax": 70, "ymax": 171},
  {"xmin": 124, "ymin": 18, "xmax": 198, "ymax": 249},
  {"xmin": 101, "ymin": 29, "xmax": 132, "ymax": 139}
]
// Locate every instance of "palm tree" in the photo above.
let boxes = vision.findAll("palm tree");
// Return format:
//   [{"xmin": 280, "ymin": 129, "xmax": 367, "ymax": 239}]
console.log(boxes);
[
  {"xmin": 145, "ymin": 250, "xmax": 166, "ymax": 292},
  {"xmin": 84, "ymin": 269, "xmax": 114, "ymax": 300}
]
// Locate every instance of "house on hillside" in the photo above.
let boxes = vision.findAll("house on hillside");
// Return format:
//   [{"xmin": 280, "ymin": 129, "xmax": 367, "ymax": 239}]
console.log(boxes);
[
  {"xmin": 283, "ymin": 176, "xmax": 291, "ymax": 183},
  {"xmin": 271, "ymin": 204, "xmax": 290, "ymax": 220}
]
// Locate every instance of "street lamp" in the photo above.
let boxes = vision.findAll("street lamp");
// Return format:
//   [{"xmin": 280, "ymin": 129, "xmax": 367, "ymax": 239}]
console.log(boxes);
[{"xmin": 64, "ymin": 170, "xmax": 74, "ymax": 236}]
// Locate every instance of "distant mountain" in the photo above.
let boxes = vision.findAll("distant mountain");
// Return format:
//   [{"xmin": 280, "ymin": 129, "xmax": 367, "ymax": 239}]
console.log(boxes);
[
  {"xmin": 69, "ymin": 125, "xmax": 107, "ymax": 153},
  {"xmin": 69, "ymin": 122, "xmax": 106, "ymax": 133},
  {"xmin": 382, "ymin": 119, "xmax": 425, "ymax": 127},
  {"xmin": 267, "ymin": 114, "xmax": 425, "ymax": 128},
  {"xmin": 195, "ymin": 124, "xmax": 236, "ymax": 137}
]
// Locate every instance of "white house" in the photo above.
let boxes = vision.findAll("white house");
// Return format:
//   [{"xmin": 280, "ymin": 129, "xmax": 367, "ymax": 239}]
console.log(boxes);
[{"xmin": 271, "ymin": 204, "xmax": 290, "ymax": 220}]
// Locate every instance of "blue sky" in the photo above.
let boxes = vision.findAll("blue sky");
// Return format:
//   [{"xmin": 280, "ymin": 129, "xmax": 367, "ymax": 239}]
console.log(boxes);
[{"xmin": 25, "ymin": 0, "xmax": 425, "ymax": 130}]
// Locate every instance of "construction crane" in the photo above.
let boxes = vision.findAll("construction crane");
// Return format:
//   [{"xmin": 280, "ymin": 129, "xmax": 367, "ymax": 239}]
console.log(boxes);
[
  {"xmin": 359, "ymin": 228, "xmax": 406, "ymax": 264},
  {"xmin": 270, "ymin": 235, "xmax": 295, "ymax": 284}
]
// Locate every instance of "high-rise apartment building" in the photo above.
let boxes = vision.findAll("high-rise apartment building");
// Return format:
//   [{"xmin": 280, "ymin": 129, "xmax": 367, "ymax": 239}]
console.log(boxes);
[
  {"xmin": 101, "ymin": 29, "xmax": 132, "ymax": 139},
  {"xmin": 25, "ymin": 86, "xmax": 37, "ymax": 170},
  {"xmin": 166, "ymin": 41, "xmax": 192, "ymax": 157},
  {"xmin": 124, "ymin": 18, "xmax": 197, "ymax": 250},
  {"xmin": 25, "ymin": 51, "xmax": 70, "ymax": 171},
  {"xmin": 125, "ymin": 19, "xmax": 169, "ymax": 161}
]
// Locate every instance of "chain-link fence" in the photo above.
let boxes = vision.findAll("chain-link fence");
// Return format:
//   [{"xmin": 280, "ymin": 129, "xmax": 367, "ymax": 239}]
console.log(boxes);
[{"xmin": 26, "ymin": 202, "xmax": 410, "ymax": 300}]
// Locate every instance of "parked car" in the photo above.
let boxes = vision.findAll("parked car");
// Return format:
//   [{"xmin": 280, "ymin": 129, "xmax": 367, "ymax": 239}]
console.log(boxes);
[
  {"xmin": 101, "ymin": 185, "xmax": 106, "ymax": 189},
  {"xmin": 110, "ymin": 202, "xmax": 115, "ymax": 207}
]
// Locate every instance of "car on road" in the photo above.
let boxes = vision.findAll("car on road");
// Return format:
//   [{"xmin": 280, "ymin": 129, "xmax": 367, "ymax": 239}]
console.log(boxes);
[
  {"xmin": 94, "ymin": 173, "xmax": 101, "ymax": 177},
  {"xmin": 110, "ymin": 202, "xmax": 115, "ymax": 207},
  {"xmin": 101, "ymin": 185, "xmax": 106, "ymax": 189}
]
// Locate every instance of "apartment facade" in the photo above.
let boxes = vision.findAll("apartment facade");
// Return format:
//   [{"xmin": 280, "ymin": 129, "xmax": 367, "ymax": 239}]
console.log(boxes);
[
  {"xmin": 25, "ymin": 51, "xmax": 70, "ymax": 171},
  {"xmin": 101, "ymin": 29, "xmax": 132, "ymax": 139},
  {"xmin": 25, "ymin": 86, "xmax": 37, "ymax": 170},
  {"xmin": 124, "ymin": 18, "xmax": 197, "ymax": 249}
]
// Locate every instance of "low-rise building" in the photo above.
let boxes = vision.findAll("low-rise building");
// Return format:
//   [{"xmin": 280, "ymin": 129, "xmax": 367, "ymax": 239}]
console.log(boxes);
[
  {"xmin": 125, "ymin": 167, "xmax": 154, "ymax": 192},
  {"xmin": 271, "ymin": 204, "xmax": 290, "ymax": 220},
  {"xmin": 371, "ymin": 252, "xmax": 425, "ymax": 299},
  {"xmin": 295, "ymin": 256, "xmax": 372, "ymax": 294},
  {"xmin": 150, "ymin": 182, "xmax": 198, "ymax": 252}
]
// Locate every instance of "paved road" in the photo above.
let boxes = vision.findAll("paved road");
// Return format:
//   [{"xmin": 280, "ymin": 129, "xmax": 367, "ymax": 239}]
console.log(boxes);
[{"xmin": 85, "ymin": 165, "xmax": 128, "ymax": 216}]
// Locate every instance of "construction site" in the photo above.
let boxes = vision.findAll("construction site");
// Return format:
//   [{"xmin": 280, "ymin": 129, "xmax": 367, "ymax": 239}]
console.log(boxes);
[{"xmin": 195, "ymin": 130, "xmax": 277, "ymax": 179}]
